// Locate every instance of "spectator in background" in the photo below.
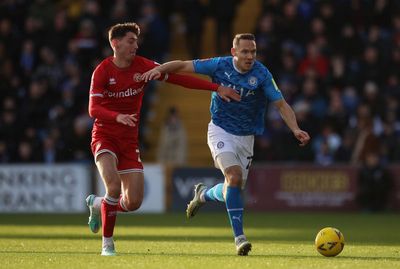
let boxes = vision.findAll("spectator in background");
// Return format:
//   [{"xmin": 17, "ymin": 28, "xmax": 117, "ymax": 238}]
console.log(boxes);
[
  {"xmin": 0, "ymin": 140, "xmax": 10, "ymax": 163},
  {"xmin": 334, "ymin": 131, "xmax": 355, "ymax": 163},
  {"xmin": 0, "ymin": 104, "xmax": 18, "ymax": 158},
  {"xmin": 62, "ymin": 115, "xmax": 92, "ymax": 163},
  {"xmin": 137, "ymin": 1, "xmax": 170, "ymax": 149},
  {"xmin": 138, "ymin": 2, "xmax": 169, "ymax": 63},
  {"xmin": 42, "ymin": 135, "xmax": 58, "ymax": 163},
  {"xmin": 73, "ymin": 19, "xmax": 99, "ymax": 67},
  {"xmin": 181, "ymin": 0, "xmax": 207, "ymax": 59},
  {"xmin": 351, "ymin": 104, "xmax": 381, "ymax": 165},
  {"xmin": 19, "ymin": 39, "xmax": 36, "ymax": 77},
  {"xmin": 357, "ymin": 152, "xmax": 393, "ymax": 212},
  {"xmin": 312, "ymin": 124, "xmax": 341, "ymax": 165},
  {"xmin": 315, "ymin": 139, "xmax": 334, "ymax": 166},
  {"xmin": 14, "ymin": 140, "xmax": 40, "ymax": 163},
  {"xmin": 46, "ymin": 9, "xmax": 73, "ymax": 59},
  {"xmin": 209, "ymin": 0, "xmax": 242, "ymax": 54},
  {"xmin": 298, "ymin": 42, "xmax": 329, "ymax": 79},
  {"xmin": 157, "ymin": 107, "xmax": 187, "ymax": 165},
  {"xmin": 255, "ymin": 12, "xmax": 279, "ymax": 67}
]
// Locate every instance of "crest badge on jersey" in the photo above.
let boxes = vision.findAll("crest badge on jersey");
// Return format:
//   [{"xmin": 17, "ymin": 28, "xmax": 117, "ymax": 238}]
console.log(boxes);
[
  {"xmin": 133, "ymin": 73, "xmax": 142, "ymax": 82},
  {"xmin": 217, "ymin": 141, "xmax": 225, "ymax": 149},
  {"xmin": 248, "ymin": 76, "xmax": 257, "ymax": 87}
]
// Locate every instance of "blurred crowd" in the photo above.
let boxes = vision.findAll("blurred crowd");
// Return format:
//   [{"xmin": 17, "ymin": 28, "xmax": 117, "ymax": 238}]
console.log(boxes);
[
  {"xmin": 0, "ymin": 0, "xmax": 399, "ymax": 166},
  {"xmin": 253, "ymin": 0, "xmax": 400, "ymax": 165},
  {"xmin": 0, "ymin": 0, "xmax": 170, "ymax": 163}
]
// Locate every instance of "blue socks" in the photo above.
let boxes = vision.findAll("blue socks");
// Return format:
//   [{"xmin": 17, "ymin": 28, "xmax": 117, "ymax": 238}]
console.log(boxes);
[
  {"xmin": 225, "ymin": 186, "xmax": 244, "ymax": 237},
  {"xmin": 204, "ymin": 183, "xmax": 224, "ymax": 202},
  {"xmin": 203, "ymin": 184, "xmax": 244, "ymax": 237}
]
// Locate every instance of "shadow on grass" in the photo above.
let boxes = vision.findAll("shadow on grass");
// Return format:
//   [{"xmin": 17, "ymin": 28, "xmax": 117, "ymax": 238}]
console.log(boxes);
[
  {"xmin": 1, "ymin": 249, "xmax": 399, "ymax": 262},
  {"xmin": 1, "ymin": 233, "xmax": 400, "ymax": 247},
  {"xmin": 0, "ymin": 250, "xmax": 99, "ymax": 255},
  {"xmin": 0, "ymin": 233, "xmax": 257, "ymax": 242},
  {"xmin": 1, "ymin": 213, "xmax": 400, "ymax": 229}
]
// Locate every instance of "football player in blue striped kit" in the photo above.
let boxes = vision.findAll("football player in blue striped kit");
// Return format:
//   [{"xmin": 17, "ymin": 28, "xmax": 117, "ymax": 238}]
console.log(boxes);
[{"xmin": 141, "ymin": 33, "xmax": 310, "ymax": 255}]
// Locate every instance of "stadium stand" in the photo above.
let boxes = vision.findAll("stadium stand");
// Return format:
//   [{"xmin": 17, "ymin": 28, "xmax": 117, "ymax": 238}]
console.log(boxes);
[{"xmin": 0, "ymin": 0, "xmax": 399, "ymax": 166}]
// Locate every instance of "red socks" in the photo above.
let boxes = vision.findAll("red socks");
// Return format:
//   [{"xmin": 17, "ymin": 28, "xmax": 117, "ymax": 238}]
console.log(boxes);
[{"xmin": 101, "ymin": 195, "xmax": 119, "ymax": 238}]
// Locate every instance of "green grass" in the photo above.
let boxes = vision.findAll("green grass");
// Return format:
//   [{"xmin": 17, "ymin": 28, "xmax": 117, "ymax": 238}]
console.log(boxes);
[{"xmin": 0, "ymin": 212, "xmax": 399, "ymax": 269}]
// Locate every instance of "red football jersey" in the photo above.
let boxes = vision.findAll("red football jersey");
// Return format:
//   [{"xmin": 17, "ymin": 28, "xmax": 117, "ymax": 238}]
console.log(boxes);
[
  {"xmin": 89, "ymin": 56, "xmax": 158, "ymax": 142},
  {"xmin": 89, "ymin": 55, "xmax": 220, "ymax": 145}
]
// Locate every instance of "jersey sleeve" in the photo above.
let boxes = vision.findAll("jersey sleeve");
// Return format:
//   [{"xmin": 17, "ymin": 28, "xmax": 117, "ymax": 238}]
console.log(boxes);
[
  {"xmin": 261, "ymin": 73, "xmax": 284, "ymax": 102},
  {"xmin": 88, "ymin": 65, "xmax": 119, "ymax": 121},
  {"xmin": 140, "ymin": 56, "xmax": 170, "ymax": 81},
  {"xmin": 139, "ymin": 56, "xmax": 219, "ymax": 91},
  {"xmin": 193, "ymin": 57, "xmax": 220, "ymax": 76},
  {"xmin": 165, "ymin": 73, "xmax": 218, "ymax": 91},
  {"xmin": 90, "ymin": 65, "xmax": 107, "ymax": 96}
]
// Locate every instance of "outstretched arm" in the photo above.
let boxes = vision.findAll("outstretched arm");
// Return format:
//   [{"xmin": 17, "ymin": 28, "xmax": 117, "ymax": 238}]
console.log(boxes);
[
  {"xmin": 140, "ymin": 58, "xmax": 239, "ymax": 101},
  {"xmin": 273, "ymin": 99, "xmax": 310, "ymax": 146},
  {"xmin": 141, "ymin": 60, "xmax": 194, "ymax": 82},
  {"xmin": 163, "ymin": 73, "xmax": 240, "ymax": 102}
]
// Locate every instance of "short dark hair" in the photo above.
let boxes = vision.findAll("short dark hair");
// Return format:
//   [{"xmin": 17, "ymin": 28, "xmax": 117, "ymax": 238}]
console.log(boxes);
[
  {"xmin": 108, "ymin": 22, "xmax": 140, "ymax": 42},
  {"xmin": 233, "ymin": 33, "xmax": 255, "ymax": 48}
]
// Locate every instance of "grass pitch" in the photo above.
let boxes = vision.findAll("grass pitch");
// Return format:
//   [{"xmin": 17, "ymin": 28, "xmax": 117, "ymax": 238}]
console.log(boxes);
[{"xmin": 0, "ymin": 212, "xmax": 399, "ymax": 269}]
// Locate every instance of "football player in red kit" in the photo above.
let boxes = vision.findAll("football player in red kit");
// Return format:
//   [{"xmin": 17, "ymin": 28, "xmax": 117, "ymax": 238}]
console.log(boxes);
[{"xmin": 85, "ymin": 22, "xmax": 240, "ymax": 256}]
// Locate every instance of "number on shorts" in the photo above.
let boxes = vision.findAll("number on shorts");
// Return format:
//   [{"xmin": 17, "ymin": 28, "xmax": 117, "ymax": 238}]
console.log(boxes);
[{"xmin": 246, "ymin": 156, "xmax": 253, "ymax": 169}]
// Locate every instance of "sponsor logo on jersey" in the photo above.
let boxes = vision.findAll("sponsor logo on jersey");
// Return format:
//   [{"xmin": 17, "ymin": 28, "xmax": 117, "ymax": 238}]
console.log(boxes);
[
  {"xmin": 109, "ymin": 78, "xmax": 116, "ymax": 85},
  {"xmin": 220, "ymin": 82, "xmax": 255, "ymax": 98},
  {"xmin": 217, "ymin": 141, "xmax": 224, "ymax": 149},
  {"xmin": 133, "ymin": 73, "xmax": 142, "ymax": 82},
  {"xmin": 248, "ymin": 76, "xmax": 257, "ymax": 86},
  {"xmin": 104, "ymin": 86, "xmax": 144, "ymax": 98}
]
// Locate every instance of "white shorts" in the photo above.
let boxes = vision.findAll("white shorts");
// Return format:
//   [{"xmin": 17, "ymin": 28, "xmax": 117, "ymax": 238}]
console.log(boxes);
[{"xmin": 207, "ymin": 121, "xmax": 254, "ymax": 187}]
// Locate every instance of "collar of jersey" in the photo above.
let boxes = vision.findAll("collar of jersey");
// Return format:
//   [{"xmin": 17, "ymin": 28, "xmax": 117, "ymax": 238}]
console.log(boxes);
[{"xmin": 232, "ymin": 58, "xmax": 249, "ymax": 75}]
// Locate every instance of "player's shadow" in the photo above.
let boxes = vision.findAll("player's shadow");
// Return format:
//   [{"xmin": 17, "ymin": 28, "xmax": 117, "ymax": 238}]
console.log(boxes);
[
  {"xmin": 2, "ymin": 234, "xmax": 400, "ymax": 247},
  {"xmin": 108, "ymin": 252, "xmax": 400, "ymax": 261},
  {"xmin": 0, "ymin": 250, "xmax": 99, "ymax": 255},
  {"xmin": 0, "ymin": 233, "xmax": 246, "ymax": 242},
  {"xmin": 1, "ymin": 249, "xmax": 399, "ymax": 261}
]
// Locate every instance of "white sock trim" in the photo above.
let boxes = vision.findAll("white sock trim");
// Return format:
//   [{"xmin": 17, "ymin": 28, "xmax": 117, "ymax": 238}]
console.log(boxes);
[
  {"xmin": 227, "ymin": 208, "xmax": 243, "ymax": 212},
  {"xmin": 104, "ymin": 195, "xmax": 119, "ymax": 205}
]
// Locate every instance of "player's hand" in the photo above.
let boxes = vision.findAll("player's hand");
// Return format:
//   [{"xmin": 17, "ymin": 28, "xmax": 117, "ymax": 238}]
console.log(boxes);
[
  {"xmin": 293, "ymin": 129, "xmax": 310, "ymax": 146},
  {"xmin": 217, "ymin": 86, "xmax": 241, "ymax": 102},
  {"xmin": 141, "ymin": 68, "xmax": 162, "ymax": 82},
  {"xmin": 116, "ymin": 113, "xmax": 137, "ymax": 127}
]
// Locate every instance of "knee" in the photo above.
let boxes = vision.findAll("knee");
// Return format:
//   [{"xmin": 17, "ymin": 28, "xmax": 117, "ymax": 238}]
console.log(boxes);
[
  {"xmin": 225, "ymin": 167, "xmax": 243, "ymax": 187},
  {"xmin": 124, "ymin": 196, "xmax": 143, "ymax": 211},
  {"xmin": 106, "ymin": 180, "xmax": 121, "ymax": 198}
]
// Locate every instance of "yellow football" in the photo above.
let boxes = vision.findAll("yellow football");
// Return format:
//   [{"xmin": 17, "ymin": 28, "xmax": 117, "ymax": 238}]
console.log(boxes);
[{"xmin": 315, "ymin": 227, "xmax": 345, "ymax": 257}]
